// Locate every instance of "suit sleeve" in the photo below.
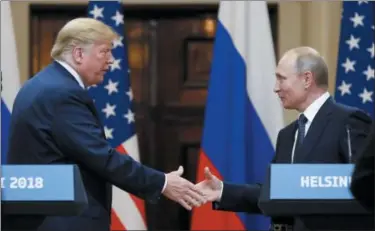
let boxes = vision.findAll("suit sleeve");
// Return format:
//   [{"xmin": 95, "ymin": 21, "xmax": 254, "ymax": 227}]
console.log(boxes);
[
  {"xmin": 212, "ymin": 131, "xmax": 283, "ymax": 213},
  {"xmin": 51, "ymin": 91, "xmax": 165, "ymax": 203},
  {"xmin": 339, "ymin": 110, "xmax": 372, "ymax": 162},
  {"xmin": 212, "ymin": 182, "xmax": 262, "ymax": 213},
  {"xmin": 350, "ymin": 121, "xmax": 374, "ymax": 211}
]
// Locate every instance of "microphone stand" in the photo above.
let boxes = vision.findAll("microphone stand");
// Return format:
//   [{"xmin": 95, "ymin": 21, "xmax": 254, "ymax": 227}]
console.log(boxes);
[{"xmin": 346, "ymin": 125, "xmax": 352, "ymax": 163}]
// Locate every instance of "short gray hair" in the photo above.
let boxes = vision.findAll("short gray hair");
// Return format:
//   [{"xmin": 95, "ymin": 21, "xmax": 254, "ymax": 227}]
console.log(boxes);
[{"xmin": 293, "ymin": 47, "xmax": 329, "ymax": 87}]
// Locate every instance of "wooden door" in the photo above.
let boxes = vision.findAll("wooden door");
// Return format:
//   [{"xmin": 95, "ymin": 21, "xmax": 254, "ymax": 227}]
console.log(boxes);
[{"xmin": 30, "ymin": 4, "xmax": 278, "ymax": 229}]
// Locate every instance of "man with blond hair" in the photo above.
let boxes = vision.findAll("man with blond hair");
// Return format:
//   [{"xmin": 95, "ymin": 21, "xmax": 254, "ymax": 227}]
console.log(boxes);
[{"xmin": 5, "ymin": 18, "xmax": 205, "ymax": 231}]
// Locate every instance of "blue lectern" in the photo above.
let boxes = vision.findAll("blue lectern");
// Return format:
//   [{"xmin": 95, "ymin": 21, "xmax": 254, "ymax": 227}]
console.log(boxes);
[
  {"xmin": 258, "ymin": 164, "xmax": 373, "ymax": 230},
  {"xmin": 1, "ymin": 164, "xmax": 88, "ymax": 216}
]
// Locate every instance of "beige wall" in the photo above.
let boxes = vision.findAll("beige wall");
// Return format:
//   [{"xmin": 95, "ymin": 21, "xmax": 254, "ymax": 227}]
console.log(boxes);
[{"xmin": 9, "ymin": 0, "xmax": 342, "ymax": 125}]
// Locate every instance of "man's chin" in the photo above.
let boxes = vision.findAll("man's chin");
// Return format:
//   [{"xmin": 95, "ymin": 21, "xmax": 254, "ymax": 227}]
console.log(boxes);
[
  {"xmin": 282, "ymin": 103, "xmax": 292, "ymax": 110},
  {"xmin": 93, "ymin": 76, "xmax": 105, "ymax": 85}
]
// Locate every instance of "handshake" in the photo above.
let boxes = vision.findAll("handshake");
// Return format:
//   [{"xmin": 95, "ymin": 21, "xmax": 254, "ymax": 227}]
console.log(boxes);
[{"xmin": 162, "ymin": 166, "xmax": 223, "ymax": 210}]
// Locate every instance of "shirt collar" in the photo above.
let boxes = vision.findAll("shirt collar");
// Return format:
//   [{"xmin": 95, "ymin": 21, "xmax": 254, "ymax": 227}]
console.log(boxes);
[
  {"xmin": 301, "ymin": 91, "xmax": 330, "ymax": 123},
  {"xmin": 55, "ymin": 60, "xmax": 85, "ymax": 89}
]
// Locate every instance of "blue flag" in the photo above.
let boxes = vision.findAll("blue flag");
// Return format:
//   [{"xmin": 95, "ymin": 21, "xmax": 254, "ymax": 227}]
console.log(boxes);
[
  {"xmin": 87, "ymin": 1, "xmax": 147, "ymax": 230},
  {"xmin": 334, "ymin": 1, "xmax": 374, "ymax": 117}
]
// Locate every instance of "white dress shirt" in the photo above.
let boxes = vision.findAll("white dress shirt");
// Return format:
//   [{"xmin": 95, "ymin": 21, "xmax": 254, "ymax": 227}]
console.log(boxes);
[
  {"xmin": 290, "ymin": 92, "xmax": 331, "ymax": 162},
  {"xmin": 55, "ymin": 59, "xmax": 168, "ymax": 193}
]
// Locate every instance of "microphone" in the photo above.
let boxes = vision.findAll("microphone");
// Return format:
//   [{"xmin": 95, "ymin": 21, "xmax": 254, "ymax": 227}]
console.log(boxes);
[{"xmin": 346, "ymin": 125, "xmax": 352, "ymax": 163}]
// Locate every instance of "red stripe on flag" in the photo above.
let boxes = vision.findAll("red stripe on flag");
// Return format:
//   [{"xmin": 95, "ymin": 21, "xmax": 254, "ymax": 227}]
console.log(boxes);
[
  {"xmin": 115, "ymin": 145, "xmax": 147, "ymax": 226},
  {"xmin": 191, "ymin": 150, "xmax": 246, "ymax": 230},
  {"xmin": 129, "ymin": 194, "xmax": 147, "ymax": 224},
  {"xmin": 111, "ymin": 209, "xmax": 127, "ymax": 231},
  {"xmin": 116, "ymin": 143, "xmax": 127, "ymax": 155}
]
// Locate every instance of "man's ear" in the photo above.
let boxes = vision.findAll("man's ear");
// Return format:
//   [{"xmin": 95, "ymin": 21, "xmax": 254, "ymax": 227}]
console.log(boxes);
[
  {"xmin": 303, "ymin": 71, "xmax": 313, "ymax": 89},
  {"xmin": 72, "ymin": 47, "xmax": 84, "ymax": 64}
]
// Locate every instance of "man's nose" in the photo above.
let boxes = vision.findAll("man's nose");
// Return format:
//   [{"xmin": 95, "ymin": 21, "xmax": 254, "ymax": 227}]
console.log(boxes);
[
  {"xmin": 273, "ymin": 82, "xmax": 280, "ymax": 93},
  {"xmin": 107, "ymin": 52, "xmax": 114, "ymax": 64}
]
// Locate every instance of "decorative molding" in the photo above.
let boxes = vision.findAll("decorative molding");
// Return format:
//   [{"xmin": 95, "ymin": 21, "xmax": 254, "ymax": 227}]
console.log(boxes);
[{"xmin": 182, "ymin": 37, "xmax": 214, "ymax": 88}]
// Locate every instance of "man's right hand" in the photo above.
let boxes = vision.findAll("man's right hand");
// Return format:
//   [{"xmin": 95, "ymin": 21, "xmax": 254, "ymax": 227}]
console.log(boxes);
[
  {"xmin": 162, "ymin": 166, "xmax": 206, "ymax": 210},
  {"xmin": 195, "ymin": 167, "xmax": 223, "ymax": 202}
]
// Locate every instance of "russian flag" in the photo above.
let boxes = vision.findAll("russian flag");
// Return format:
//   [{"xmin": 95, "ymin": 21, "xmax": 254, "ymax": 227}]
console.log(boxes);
[
  {"xmin": 1, "ymin": 1, "xmax": 21, "ymax": 164},
  {"xmin": 191, "ymin": 1, "xmax": 284, "ymax": 230}
]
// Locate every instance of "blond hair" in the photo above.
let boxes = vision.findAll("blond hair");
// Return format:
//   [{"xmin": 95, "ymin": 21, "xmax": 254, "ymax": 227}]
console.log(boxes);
[{"xmin": 51, "ymin": 17, "xmax": 118, "ymax": 60}]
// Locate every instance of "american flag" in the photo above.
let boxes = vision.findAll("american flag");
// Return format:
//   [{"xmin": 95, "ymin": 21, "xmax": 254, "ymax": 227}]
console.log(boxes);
[
  {"xmin": 334, "ymin": 1, "xmax": 374, "ymax": 117},
  {"xmin": 87, "ymin": 1, "xmax": 147, "ymax": 230}
]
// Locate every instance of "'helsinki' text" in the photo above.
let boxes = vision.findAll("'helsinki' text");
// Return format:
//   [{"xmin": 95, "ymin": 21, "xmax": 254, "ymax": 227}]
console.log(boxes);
[{"xmin": 300, "ymin": 176, "xmax": 351, "ymax": 188}]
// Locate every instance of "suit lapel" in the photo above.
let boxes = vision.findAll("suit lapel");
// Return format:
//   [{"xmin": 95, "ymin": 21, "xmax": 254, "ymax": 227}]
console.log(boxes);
[
  {"xmin": 294, "ymin": 98, "xmax": 334, "ymax": 162},
  {"xmin": 278, "ymin": 124, "xmax": 297, "ymax": 163},
  {"xmin": 86, "ymin": 98, "xmax": 100, "ymax": 122},
  {"xmin": 86, "ymin": 97, "xmax": 106, "ymax": 138}
]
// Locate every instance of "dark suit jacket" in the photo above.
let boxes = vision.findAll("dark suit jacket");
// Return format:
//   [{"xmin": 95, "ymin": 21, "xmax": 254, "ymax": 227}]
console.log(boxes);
[
  {"xmin": 3, "ymin": 61, "xmax": 165, "ymax": 231},
  {"xmin": 350, "ymin": 121, "xmax": 375, "ymax": 211},
  {"xmin": 213, "ymin": 97, "xmax": 372, "ymax": 231}
]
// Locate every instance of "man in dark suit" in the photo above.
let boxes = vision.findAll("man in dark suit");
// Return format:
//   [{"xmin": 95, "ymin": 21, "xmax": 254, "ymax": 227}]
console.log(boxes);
[
  {"xmin": 4, "ymin": 18, "xmax": 205, "ymax": 231},
  {"xmin": 350, "ymin": 121, "xmax": 374, "ymax": 211},
  {"xmin": 195, "ymin": 47, "xmax": 373, "ymax": 231}
]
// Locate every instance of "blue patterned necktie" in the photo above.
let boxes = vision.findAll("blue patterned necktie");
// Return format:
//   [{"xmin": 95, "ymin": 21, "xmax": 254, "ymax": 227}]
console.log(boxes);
[{"xmin": 296, "ymin": 113, "xmax": 308, "ymax": 149}]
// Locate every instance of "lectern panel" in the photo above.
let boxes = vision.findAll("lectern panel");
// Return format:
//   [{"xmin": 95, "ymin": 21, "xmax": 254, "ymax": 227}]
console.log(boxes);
[
  {"xmin": 270, "ymin": 164, "xmax": 354, "ymax": 200},
  {"xmin": 258, "ymin": 164, "xmax": 373, "ymax": 230},
  {"xmin": 1, "ymin": 165, "xmax": 87, "ymax": 216}
]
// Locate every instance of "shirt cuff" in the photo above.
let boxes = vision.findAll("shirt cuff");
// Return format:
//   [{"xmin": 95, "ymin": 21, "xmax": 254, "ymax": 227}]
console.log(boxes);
[
  {"xmin": 161, "ymin": 173, "xmax": 168, "ymax": 193},
  {"xmin": 216, "ymin": 181, "xmax": 224, "ymax": 202}
]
